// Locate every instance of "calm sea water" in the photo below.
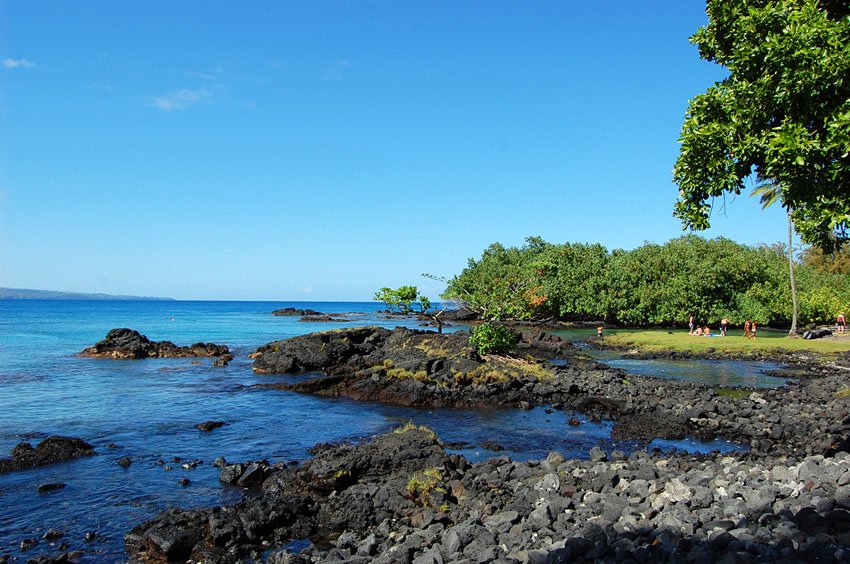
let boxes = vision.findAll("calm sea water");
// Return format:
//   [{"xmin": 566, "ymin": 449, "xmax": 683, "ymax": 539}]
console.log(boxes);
[{"xmin": 0, "ymin": 300, "xmax": 743, "ymax": 561}]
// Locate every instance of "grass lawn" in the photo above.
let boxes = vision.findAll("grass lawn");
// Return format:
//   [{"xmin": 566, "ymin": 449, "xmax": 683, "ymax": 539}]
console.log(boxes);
[{"xmin": 601, "ymin": 328, "xmax": 850, "ymax": 356}]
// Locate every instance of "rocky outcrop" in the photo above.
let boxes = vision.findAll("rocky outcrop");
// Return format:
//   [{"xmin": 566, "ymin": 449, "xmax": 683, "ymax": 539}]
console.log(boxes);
[
  {"xmin": 125, "ymin": 428, "xmax": 447, "ymax": 562},
  {"xmin": 250, "ymin": 327, "xmax": 850, "ymax": 457},
  {"xmin": 126, "ymin": 426, "xmax": 850, "ymax": 563},
  {"xmin": 0, "ymin": 436, "xmax": 94, "ymax": 473},
  {"xmin": 80, "ymin": 328, "xmax": 232, "ymax": 361},
  {"xmin": 299, "ymin": 315, "xmax": 349, "ymax": 323},
  {"xmin": 252, "ymin": 327, "xmax": 393, "ymax": 375},
  {"xmin": 272, "ymin": 308, "xmax": 325, "ymax": 317}
]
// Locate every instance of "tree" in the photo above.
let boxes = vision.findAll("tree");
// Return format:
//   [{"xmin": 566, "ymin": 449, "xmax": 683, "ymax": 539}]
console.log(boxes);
[
  {"xmin": 373, "ymin": 286, "xmax": 428, "ymax": 315},
  {"xmin": 800, "ymin": 243, "xmax": 850, "ymax": 275},
  {"xmin": 673, "ymin": 0, "xmax": 850, "ymax": 251},
  {"xmin": 751, "ymin": 177, "xmax": 799, "ymax": 334},
  {"xmin": 374, "ymin": 285, "xmax": 447, "ymax": 333}
]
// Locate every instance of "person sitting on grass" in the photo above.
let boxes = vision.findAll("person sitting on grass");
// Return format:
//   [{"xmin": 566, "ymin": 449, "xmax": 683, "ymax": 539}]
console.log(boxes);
[{"xmin": 703, "ymin": 326, "xmax": 711, "ymax": 336}]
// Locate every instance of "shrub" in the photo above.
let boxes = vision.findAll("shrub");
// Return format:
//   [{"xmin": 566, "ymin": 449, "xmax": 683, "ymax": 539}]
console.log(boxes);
[{"xmin": 469, "ymin": 323, "xmax": 519, "ymax": 355}]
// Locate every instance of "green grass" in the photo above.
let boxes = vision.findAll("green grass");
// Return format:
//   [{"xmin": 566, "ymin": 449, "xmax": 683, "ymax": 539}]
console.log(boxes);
[{"xmin": 602, "ymin": 329, "xmax": 850, "ymax": 356}]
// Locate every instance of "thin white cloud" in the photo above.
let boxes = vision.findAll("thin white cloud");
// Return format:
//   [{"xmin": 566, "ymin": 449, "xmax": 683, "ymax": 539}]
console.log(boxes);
[
  {"xmin": 3, "ymin": 58, "xmax": 35, "ymax": 69},
  {"xmin": 147, "ymin": 88, "xmax": 210, "ymax": 112},
  {"xmin": 299, "ymin": 286, "xmax": 314, "ymax": 294}
]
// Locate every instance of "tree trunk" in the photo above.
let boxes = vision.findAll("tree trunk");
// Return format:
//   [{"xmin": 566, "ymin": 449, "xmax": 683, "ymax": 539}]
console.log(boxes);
[{"xmin": 787, "ymin": 212, "xmax": 798, "ymax": 335}]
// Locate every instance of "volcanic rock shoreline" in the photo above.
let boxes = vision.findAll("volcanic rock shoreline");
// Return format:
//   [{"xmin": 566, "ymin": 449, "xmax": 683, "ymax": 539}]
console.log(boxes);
[
  {"xmin": 249, "ymin": 326, "xmax": 848, "ymax": 454},
  {"xmin": 42, "ymin": 325, "xmax": 850, "ymax": 561},
  {"xmin": 126, "ymin": 426, "xmax": 850, "ymax": 563}
]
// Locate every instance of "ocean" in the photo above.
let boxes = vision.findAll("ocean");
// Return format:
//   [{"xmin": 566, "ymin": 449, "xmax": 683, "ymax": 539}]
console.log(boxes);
[{"xmin": 0, "ymin": 300, "xmax": 740, "ymax": 561}]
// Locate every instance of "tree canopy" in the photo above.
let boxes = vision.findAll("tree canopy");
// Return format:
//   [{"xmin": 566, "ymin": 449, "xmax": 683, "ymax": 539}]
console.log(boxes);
[
  {"xmin": 673, "ymin": 0, "xmax": 850, "ymax": 251},
  {"xmin": 373, "ymin": 285, "xmax": 430, "ymax": 314},
  {"xmin": 443, "ymin": 235, "xmax": 850, "ymax": 326}
]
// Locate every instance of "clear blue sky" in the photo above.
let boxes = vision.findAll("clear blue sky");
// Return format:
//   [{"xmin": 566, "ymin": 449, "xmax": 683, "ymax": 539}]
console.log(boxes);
[{"xmin": 0, "ymin": 1, "xmax": 789, "ymax": 301}]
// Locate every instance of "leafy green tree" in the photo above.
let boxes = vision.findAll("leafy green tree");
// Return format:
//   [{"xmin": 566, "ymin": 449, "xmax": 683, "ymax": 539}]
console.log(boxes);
[
  {"xmin": 673, "ymin": 0, "xmax": 850, "ymax": 251},
  {"xmin": 374, "ymin": 286, "xmax": 429, "ymax": 315},
  {"xmin": 752, "ymin": 177, "xmax": 799, "ymax": 334},
  {"xmin": 800, "ymin": 244, "xmax": 850, "ymax": 275}
]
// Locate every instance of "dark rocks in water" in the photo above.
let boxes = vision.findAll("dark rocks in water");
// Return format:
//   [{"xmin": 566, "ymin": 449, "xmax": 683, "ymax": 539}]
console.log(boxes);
[
  {"xmin": 0, "ymin": 436, "xmax": 94, "ymax": 474},
  {"xmin": 125, "ymin": 426, "xmax": 850, "ymax": 564},
  {"xmin": 117, "ymin": 457, "xmax": 132, "ymax": 468},
  {"xmin": 195, "ymin": 420, "xmax": 227, "ymax": 432},
  {"xmin": 126, "ymin": 428, "xmax": 447, "ymax": 562},
  {"xmin": 20, "ymin": 538, "xmax": 38, "ymax": 551},
  {"xmin": 481, "ymin": 441, "xmax": 506, "ymax": 451},
  {"xmin": 43, "ymin": 528, "xmax": 64, "ymax": 540},
  {"xmin": 80, "ymin": 328, "xmax": 231, "ymax": 361},
  {"xmin": 178, "ymin": 478, "xmax": 190, "ymax": 486},
  {"xmin": 299, "ymin": 315, "xmax": 349, "ymax": 323},
  {"xmin": 84, "ymin": 531, "xmax": 98, "ymax": 542},
  {"xmin": 252, "ymin": 326, "xmax": 394, "ymax": 375},
  {"xmin": 272, "ymin": 307, "xmax": 324, "ymax": 317},
  {"xmin": 38, "ymin": 482, "xmax": 66, "ymax": 493}
]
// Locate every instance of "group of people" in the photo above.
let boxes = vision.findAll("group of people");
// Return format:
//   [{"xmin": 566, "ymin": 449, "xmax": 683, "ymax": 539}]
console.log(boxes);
[{"xmin": 687, "ymin": 315, "xmax": 753, "ymax": 338}]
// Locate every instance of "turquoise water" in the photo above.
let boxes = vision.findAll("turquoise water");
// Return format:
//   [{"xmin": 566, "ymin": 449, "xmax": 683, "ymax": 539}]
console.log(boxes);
[{"xmin": 0, "ymin": 301, "xmax": 742, "ymax": 561}]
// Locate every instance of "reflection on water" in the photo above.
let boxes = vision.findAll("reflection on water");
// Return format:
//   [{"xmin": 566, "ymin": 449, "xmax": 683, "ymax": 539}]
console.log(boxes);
[{"xmin": 585, "ymin": 349, "xmax": 790, "ymax": 388}]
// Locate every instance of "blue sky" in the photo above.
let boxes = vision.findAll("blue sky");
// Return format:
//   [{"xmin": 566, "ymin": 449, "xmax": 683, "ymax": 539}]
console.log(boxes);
[{"xmin": 0, "ymin": 1, "xmax": 789, "ymax": 300}]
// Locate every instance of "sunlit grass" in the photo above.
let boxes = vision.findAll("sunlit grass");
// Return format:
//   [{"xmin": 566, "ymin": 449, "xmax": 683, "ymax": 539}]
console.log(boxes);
[{"xmin": 602, "ymin": 329, "xmax": 850, "ymax": 356}]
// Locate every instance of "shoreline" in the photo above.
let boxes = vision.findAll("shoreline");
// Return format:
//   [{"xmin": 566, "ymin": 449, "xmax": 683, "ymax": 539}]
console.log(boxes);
[{"xmin": 7, "ymin": 322, "xmax": 850, "ymax": 562}]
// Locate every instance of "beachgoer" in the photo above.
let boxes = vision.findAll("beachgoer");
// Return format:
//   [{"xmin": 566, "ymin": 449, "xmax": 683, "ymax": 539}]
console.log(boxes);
[
  {"xmin": 720, "ymin": 318, "xmax": 729, "ymax": 337},
  {"xmin": 750, "ymin": 321, "xmax": 757, "ymax": 339},
  {"xmin": 688, "ymin": 314, "xmax": 695, "ymax": 334},
  {"xmin": 703, "ymin": 326, "xmax": 711, "ymax": 336},
  {"xmin": 596, "ymin": 326, "xmax": 604, "ymax": 337},
  {"xmin": 838, "ymin": 312, "xmax": 846, "ymax": 334},
  {"xmin": 743, "ymin": 320, "xmax": 751, "ymax": 339}
]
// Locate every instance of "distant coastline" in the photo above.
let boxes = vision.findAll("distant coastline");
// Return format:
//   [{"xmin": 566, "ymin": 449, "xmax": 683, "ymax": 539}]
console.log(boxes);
[{"xmin": 0, "ymin": 287, "xmax": 174, "ymax": 301}]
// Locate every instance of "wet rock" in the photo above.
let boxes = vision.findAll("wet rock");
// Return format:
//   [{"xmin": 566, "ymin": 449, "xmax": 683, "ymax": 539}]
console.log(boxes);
[
  {"xmin": 80, "ymin": 328, "xmax": 231, "ymax": 360},
  {"xmin": 20, "ymin": 538, "xmax": 38, "ymax": 551},
  {"xmin": 195, "ymin": 420, "xmax": 227, "ymax": 432},
  {"xmin": 117, "ymin": 457, "xmax": 132, "ymax": 468},
  {"xmin": 272, "ymin": 307, "xmax": 325, "ymax": 316},
  {"xmin": 43, "ymin": 528, "xmax": 64, "ymax": 540},
  {"xmin": 0, "ymin": 436, "xmax": 94, "ymax": 474},
  {"xmin": 38, "ymin": 482, "xmax": 66, "ymax": 493}
]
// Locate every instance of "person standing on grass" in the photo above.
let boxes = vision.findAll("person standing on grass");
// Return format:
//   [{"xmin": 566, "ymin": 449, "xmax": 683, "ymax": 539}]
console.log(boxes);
[
  {"xmin": 750, "ymin": 320, "xmax": 757, "ymax": 339},
  {"xmin": 720, "ymin": 318, "xmax": 729, "ymax": 337},
  {"xmin": 688, "ymin": 314, "xmax": 695, "ymax": 334},
  {"xmin": 743, "ymin": 320, "xmax": 751, "ymax": 339},
  {"xmin": 838, "ymin": 312, "xmax": 846, "ymax": 334}
]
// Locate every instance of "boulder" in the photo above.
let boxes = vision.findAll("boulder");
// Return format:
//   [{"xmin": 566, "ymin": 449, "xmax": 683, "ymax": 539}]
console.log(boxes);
[
  {"xmin": 272, "ymin": 308, "xmax": 325, "ymax": 317},
  {"xmin": 80, "ymin": 328, "xmax": 231, "ymax": 360},
  {"xmin": 0, "ymin": 436, "xmax": 94, "ymax": 473}
]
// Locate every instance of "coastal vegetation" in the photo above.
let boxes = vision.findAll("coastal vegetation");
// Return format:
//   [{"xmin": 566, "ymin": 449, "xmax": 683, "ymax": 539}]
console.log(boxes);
[
  {"xmin": 468, "ymin": 323, "xmax": 519, "ymax": 355},
  {"xmin": 442, "ymin": 235, "xmax": 850, "ymax": 327},
  {"xmin": 673, "ymin": 0, "xmax": 850, "ymax": 251}
]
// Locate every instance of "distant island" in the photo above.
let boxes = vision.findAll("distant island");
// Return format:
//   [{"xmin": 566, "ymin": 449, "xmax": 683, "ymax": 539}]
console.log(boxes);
[{"xmin": 0, "ymin": 288, "xmax": 174, "ymax": 301}]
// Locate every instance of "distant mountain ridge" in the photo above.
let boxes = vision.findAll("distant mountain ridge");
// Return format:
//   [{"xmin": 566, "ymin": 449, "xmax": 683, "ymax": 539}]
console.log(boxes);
[{"xmin": 0, "ymin": 288, "xmax": 174, "ymax": 301}]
